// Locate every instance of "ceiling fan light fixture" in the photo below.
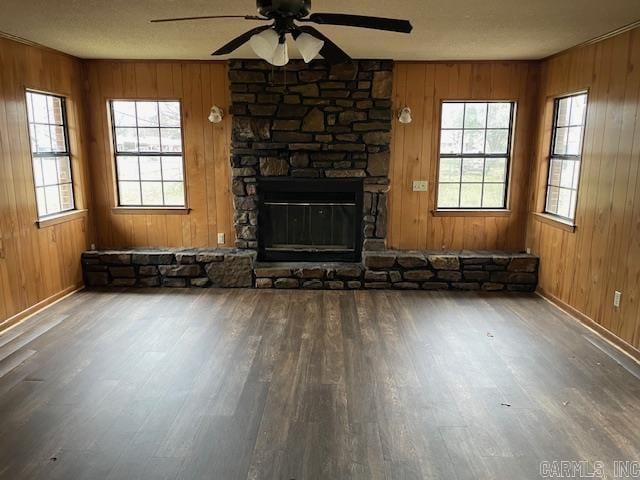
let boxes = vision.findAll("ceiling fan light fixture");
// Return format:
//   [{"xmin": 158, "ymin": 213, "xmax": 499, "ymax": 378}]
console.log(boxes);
[
  {"xmin": 295, "ymin": 32, "xmax": 324, "ymax": 63},
  {"xmin": 249, "ymin": 28, "xmax": 279, "ymax": 61},
  {"xmin": 270, "ymin": 40, "xmax": 289, "ymax": 66}
]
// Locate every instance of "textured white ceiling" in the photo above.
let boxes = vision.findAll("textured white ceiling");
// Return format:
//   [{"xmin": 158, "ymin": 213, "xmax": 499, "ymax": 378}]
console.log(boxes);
[{"xmin": 1, "ymin": 0, "xmax": 638, "ymax": 60}]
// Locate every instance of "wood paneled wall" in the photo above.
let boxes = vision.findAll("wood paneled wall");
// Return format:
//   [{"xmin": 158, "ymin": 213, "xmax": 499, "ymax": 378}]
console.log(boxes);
[
  {"xmin": 84, "ymin": 60, "xmax": 234, "ymax": 249},
  {"xmin": 527, "ymin": 27, "xmax": 640, "ymax": 350},
  {"xmin": 0, "ymin": 37, "xmax": 92, "ymax": 329},
  {"xmin": 388, "ymin": 61, "xmax": 539, "ymax": 251}
]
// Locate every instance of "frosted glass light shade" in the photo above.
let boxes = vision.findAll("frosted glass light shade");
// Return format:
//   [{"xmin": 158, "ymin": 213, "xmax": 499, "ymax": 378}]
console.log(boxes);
[
  {"xmin": 249, "ymin": 29, "xmax": 279, "ymax": 61},
  {"xmin": 270, "ymin": 41, "xmax": 289, "ymax": 67},
  {"xmin": 295, "ymin": 32, "xmax": 324, "ymax": 63},
  {"xmin": 398, "ymin": 107, "xmax": 412, "ymax": 124}
]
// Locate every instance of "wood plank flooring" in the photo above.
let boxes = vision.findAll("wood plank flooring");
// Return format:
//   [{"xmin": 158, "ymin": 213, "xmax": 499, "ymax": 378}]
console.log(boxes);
[{"xmin": 0, "ymin": 289, "xmax": 638, "ymax": 480}]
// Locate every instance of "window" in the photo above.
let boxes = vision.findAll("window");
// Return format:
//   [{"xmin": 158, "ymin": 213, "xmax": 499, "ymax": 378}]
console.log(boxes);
[
  {"xmin": 544, "ymin": 92, "xmax": 588, "ymax": 221},
  {"xmin": 110, "ymin": 100, "xmax": 185, "ymax": 207},
  {"xmin": 437, "ymin": 101, "xmax": 515, "ymax": 209},
  {"xmin": 26, "ymin": 90, "xmax": 74, "ymax": 218}
]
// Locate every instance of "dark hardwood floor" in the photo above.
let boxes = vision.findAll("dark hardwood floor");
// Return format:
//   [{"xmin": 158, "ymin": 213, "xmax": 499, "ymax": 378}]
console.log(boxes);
[{"xmin": 0, "ymin": 288, "xmax": 638, "ymax": 480}]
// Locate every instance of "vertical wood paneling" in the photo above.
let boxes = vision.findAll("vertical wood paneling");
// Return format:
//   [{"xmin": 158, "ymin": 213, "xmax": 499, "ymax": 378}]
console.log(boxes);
[
  {"xmin": 0, "ymin": 37, "xmax": 92, "ymax": 330},
  {"xmin": 527, "ymin": 27, "xmax": 640, "ymax": 350},
  {"xmin": 389, "ymin": 61, "xmax": 539, "ymax": 251},
  {"xmin": 84, "ymin": 60, "xmax": 233, "ymax": 249}
]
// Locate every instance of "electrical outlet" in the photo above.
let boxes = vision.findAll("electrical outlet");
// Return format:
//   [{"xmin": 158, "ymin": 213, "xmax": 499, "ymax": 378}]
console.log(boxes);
[
  {"xmin": 526, "ymin": 247, "xmax": 531, "ymax": 254},
  {"xmin": 412, "ymin": 180, "xmax": 428, "ymax": 192},
  {"xmin": 217, "ymin": 233, "xmax": 225, "ymax": 245},
  {"xmin": 613, "ymin": 291, "xmax": 622, "ymax": 308}
]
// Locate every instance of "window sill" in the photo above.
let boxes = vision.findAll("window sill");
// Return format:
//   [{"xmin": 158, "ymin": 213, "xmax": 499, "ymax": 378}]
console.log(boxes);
[
  {"xmin": 533, "ymin": 212, "xmax": 576, "ymax": 233},
  {"xmin": 432, "ymin": 209, "xmax": 512, "ymax": 217},
  {"xmin": 111, "ymin": 207, "xmax": 191, "ymax": 215},
  {"xmin": 36, "ymin": 209, "xmax": 88, "ymax": 229}
]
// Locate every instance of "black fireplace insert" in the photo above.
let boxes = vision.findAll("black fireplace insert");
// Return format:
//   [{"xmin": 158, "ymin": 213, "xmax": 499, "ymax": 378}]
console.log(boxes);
[{"xmin": 257, "ymin": 178, "xmax": 363, "ymax": 262}]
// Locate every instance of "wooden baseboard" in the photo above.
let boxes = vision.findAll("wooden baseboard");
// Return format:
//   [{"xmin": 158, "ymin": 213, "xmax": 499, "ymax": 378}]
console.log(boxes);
[
  {"xmin": 537, "ymin": 287, "xmax": 640, "ymax": 364},
  {"xmin": 0, "ymin": 283, "xmax": 84, "ymax": 334}
]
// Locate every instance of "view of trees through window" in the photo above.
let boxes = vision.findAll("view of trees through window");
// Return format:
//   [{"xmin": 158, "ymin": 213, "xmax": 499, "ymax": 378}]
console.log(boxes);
[
  {"xmin": 437, "ymin": 101, "xmax": 515, "ymax": 209},
  {"xmin": 545, "ymin": 92, "xmax": 588, "ymax": 221},
  {"xmin": 110, "ymin": 100, "xmax": 185, "ymax": 207},
  {"xmin": 26, "ymin": 90, "xmax": 75, "ymax": 218}
]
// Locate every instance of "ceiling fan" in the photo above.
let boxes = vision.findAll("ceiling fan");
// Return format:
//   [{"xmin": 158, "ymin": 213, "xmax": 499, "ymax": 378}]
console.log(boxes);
[{"xmin": 150, "ymin": 0, "xmax": 413, "ymax": 66}]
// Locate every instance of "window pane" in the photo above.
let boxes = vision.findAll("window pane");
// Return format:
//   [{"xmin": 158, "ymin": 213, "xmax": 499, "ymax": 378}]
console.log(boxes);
[
  {"xmin": 139, "ymin": 156, "xmax": 162, "ymax": 181},
  {"xmin": 112, "ymin": 101, "xmax": 137, "ymax": 127},
  {"xmin": 439, "ymin": 157, "xmax": 461, "ymax": 182},
  {"xmin": 33, "ymin": 158, "xmax": 44, "ymax": 187},
  {"xmin": 136, "ymin": 101, "xmax": 159, "ymax": 127},
  {"xmin": 35, "ymin": 124, "xmax": 52, "ymax": 152},
  {"xmin": 44, "ymin": 185, "xmax": 61, "ymax": 214},
  {"xmin": 48, "ymin": 95, "xmax": 63, "ymax": 124},
  {"xmin": 566, "ymin": 126, "xmax": 583, "ymax": 155},
  {"xmin": 163, "ymin": 182, "xmax": 185, "ymax": 206},
  {"xmin": 546, "ymin": 186, "xmax": 560, "ymax": 214},
  {"xmin": 31, "ymin": 93, "xmax": 49, "ymax": 123},
  {"xmin": 440, "ymin": 130, "xmax": 462, "ymax": 154},
  {"xmin": 462, "ymin": 130, "xmax": 485, "ymax": 154},
  {"xmin": 572, "ymin": 161, "xmax": 581, "ymax": 189},
  {"xmin": 162, "ymin": 157, "xmax": 184, "ymax": 181},
  {"xmin": 115, "ymin": 127, "xmax": 138, "ymax": 152},
  {"xmin": 557, "ymin": 188, "xmax": 572, "ymax": 218},
  {"xmin": 464, "ymin": 103, "xmax": 487, "ymax": 128},
  {"xmin": 570, "ymin": 94, "xmax": 587, "ymax": 125},
  {"xmin": 484, "ymin": 158, "xmax": 507, "ymax": 182},
  {"xmin": 485, "ymin": 129, "xmax": 508, "ymax": 154},
  {"xmin": 438, "ymin": 184, "xmax": 460, "ymax": 208},
  {"xmin": 42, "ymin": 157, "xmax": 58, "ymax": 185},
  {"xmin": 35, "ymin": 187, "xmax": 46, "ymax": 217},
  {"xmin": 556, "ymin": 97, "xmax": 570, "ymax": 127},
  {"xmin": 141, "ymin": 182, "xmax": 163, "ymax": 206},
  {"xmin": 160, "ymin": 128, "xmax": 182, "ymax": 153},
  {"xmin": 119, "ymin": 181, "xmax": 141, "ymax": 205},
  {"xmin": 553, "ymin": 127, "xmax": 568, "ymax": 155},
  {"xmin": 570, "ymin": 190, "xmax": 578, "ymax": 219},
  {"xmin": 116, "ymin": 156, "xmax": 139, "ymax": 180},
  {"xmin": 461, "ymin": 158, "xmax": 484, "ymax": 183},
  {"xmin": 59, "ymin": 183, "xmax": 74, "ymax": 210},
  {"xmin": 560, "ymin": 160, "xmax": 574, "ymax": 189},
  {"xmin": 441, "ymin": 103, "xmax": 464, "ymax": 129},
  {"xmin": 138, "ymin": 128, "xmax": 161, "ymax": 152},
  {"xmin": 159, "ymin": 102, "xmax": 181, "ymax": 127},
  {"xmin": 50, "ymin": 125, "xmax": 66, "ymax": 152},
  {"xmin": 487, "ymin": 103, "xmax": 511, "ymax": 128},
  {"xmin": 460, "ymin": 183, "xmax": 482, "ymax": 208},
  {"xmin": 548, "ymin": 158, "xmax": 562, "ymax": 187},
  {"xmin": 482, "ymin": 183, "xmax": 505, "ymax": 208},
  {"xmin": 57, "ymin": 157, "xmax": 72, "ymax": 183}
]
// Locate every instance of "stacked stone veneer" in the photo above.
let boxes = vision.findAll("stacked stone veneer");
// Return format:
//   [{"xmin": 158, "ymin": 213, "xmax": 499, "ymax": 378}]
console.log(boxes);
[
  {"xmin": 229, "ymin": 59, "xmax": 393, "ymax": 251},
  {"xmin": 82, "ymin": 249, "xmax": 538, "ymax": 291},
  {"xmin": 82, "ymin": 249, "xmax": 255, "ymax": 288}
]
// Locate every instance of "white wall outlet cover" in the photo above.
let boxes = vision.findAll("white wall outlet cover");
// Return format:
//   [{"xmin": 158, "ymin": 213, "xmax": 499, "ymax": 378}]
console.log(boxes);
[
  {"xmin": 217, "ymin": 233, "xmax": 225, "ymax": 244},
  {"xmin": 412, "ymin": 180, "xmax": 428, "ymax": 192},
  {"xmin": 614, "ymin": 291, "xmax": 622, "ymax": 308}
]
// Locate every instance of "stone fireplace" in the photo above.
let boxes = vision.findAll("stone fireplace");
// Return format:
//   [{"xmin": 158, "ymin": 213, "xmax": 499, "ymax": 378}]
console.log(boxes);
[{"xmin": 229, "ymin": 59, "xmax": 393, "ymax": 260}]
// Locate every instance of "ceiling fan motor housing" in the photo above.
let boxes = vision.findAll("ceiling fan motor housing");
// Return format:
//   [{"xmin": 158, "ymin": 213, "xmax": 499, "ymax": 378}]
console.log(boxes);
[{"xmin": 257, "ymin": 0, "xmax": 311, "ymax": 19}]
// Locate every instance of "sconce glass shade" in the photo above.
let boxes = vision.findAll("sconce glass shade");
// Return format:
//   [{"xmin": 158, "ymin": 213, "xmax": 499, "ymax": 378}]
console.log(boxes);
[
  {"xmin": 295, "ymin": 32, "xmax": 324, "ymax": 63},
  {"xmin": 270, "ymin": 41, "xmax": 289, "ymax": 67},
  {"xmin": 398, "ymin": 107, "xmax": 412, "ymax": 124},
  {"xmin": 208, "ymin": 106, "xmax": 223, "ymax": 124},
  {"xmin": 249, "ymin": 29, "xmax": 279, "ymax": 62}
]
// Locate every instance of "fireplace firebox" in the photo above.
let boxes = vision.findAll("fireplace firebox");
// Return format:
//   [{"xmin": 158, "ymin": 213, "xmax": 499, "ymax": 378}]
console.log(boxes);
[{"xmin": 257, "ymin": 178, "xmax": 363, "ymax": 262}]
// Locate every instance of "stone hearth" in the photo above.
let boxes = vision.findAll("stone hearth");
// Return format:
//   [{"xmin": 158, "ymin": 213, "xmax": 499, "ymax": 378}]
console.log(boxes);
[{"xmin": 229, "ymin": 59, "xmax": 393, "ymax": 255}]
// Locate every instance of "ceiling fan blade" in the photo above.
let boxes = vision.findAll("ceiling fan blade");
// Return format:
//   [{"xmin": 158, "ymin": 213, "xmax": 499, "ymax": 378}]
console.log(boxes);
[
  {"xmin": 303, "ymin": 13, "xmax": 412, "ymax": 33},
  {"xmin": 211, "ymin": 24, "xmax": 272, "ymax": 56},
  {"xmin": 294, "ymin": 26, "xmax": 351, "ymax": 65},
  {"xmin": 151, "ymin": 15, "xmax": 263, "ymax": 23}
]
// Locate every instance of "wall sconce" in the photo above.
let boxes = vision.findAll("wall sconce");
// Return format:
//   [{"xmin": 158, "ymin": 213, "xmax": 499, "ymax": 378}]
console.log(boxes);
[
  {"xmin": 398, "ymin": 107, "xmax": 412, "ymax": 124},
  {"xmin": 208, "ymin": 105, "xmax": 224, "ymax": 124}
]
